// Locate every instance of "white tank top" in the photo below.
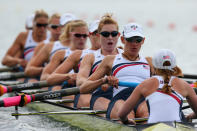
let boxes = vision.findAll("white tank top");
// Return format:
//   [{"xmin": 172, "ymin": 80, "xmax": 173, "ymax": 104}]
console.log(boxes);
[
  {"xmin": 90, "ymin": 48, "xmax": 123, "ymax": 75},
  {"xmin": 146, "ymin": 76, "xmax": 184, "ymax": 123},
  {"xmin": 43, "ymin": 39, "xmax": 50, "ymax": 44},
  {"xmin": 23, "ymin": 30, "xmax": 50, "ymax": 61},
  {"xmin": 49, "ymin": 41, "xmax": 69, "ymax": 60},
  {"xmin": 111, "ymin": 54, "xmax": 150, "ymax": 97}
]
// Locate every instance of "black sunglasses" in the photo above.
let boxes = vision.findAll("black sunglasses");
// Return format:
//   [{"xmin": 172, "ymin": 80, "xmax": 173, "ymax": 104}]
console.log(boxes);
[
  {"xmin": 74, "ymin": 33, "xmax": 88, "ymax": 38},
  {"xmin": 49, "ymin": 24, "xmax": 61, "ymax": 29},
  {"xmin": 36, "ymin": 23, "xmax": 48, "ymax": 28},
  {"xmin": 100, "ymin": 31, "xmax": 119, "ymax": 37},
  {"xmin": 125, "ymin": 36, "xmax": 143, "ymax": 43}
]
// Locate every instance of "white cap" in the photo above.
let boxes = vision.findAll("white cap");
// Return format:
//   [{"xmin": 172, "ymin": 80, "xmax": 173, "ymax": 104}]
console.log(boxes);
[
  {"xmin": 88, "ymin": 20, "xmax": 99, "ymax": 33},
  {"xmin": 25, "ymin": 14, "xmax": 35, "ymax": 29},
  {"xmin": 152, "ymin": 49, "xmax": 177, "ymax": 70},
  {"xmin": 60, "ymin": 13, "xmax": 77, "ymax": 26},
  {"xmin": 123, "ymin": 23, "xmax": 144, "ymax": 38}
]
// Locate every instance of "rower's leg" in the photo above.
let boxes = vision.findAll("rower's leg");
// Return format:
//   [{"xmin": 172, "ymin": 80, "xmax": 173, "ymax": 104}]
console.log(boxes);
[
  {"xmin": 93, "ymin": 97, "xmax": 110, "ymax": 117},
  {"xmin": 135, "ymin": 101, "xmax": 149, "ymax": 118},
  {"xmin": 110, "ymin": 100, "xmax": 135, "ymax": 119},
  {"xmin": 77, "ymin": 94, "xmax": 91, "ymax": 109}
]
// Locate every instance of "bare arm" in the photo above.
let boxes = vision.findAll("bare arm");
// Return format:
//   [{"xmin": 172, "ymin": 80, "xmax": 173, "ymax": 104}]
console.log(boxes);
[
  {"xmin": 76, "ymin": 54, "xmax": 95, "ymax": 87},
  {"xmin": 79, "ymin": 55, "xmax": 115, "ymax": 94},
  {"xmin": 47, "ymin": 50, "xmax": 82, "ymax": 85},
  {"xmin": 40, "ymin": 50, "xmax": 65, "ymax": 81},
  {"xmin": 2, "ymin": 32, "xmax": 28, "ymax": 67},
  {"xmin": 25, "ymin": 43, "xmax": 52, "ymax": 77}
]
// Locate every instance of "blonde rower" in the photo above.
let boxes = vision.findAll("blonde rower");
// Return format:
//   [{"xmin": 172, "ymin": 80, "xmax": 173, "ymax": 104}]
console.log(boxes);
[
  {"xmin": 2, "ymin": 10, "xmax": 49, "ymax": 68},
  {"xmin": 46, "ymin": 20, "xmax": 100, "ymax": 107},
  {"xmin": 25, "ymin": 13, "xmax": 75, "ymax": 77},
  {"xmin": 40, "ymin": 20, "xmax": 88, "ymax": 81},
  {"xmin": 76, "ymin": 14, "xmax": 123, "ymax": 110}
]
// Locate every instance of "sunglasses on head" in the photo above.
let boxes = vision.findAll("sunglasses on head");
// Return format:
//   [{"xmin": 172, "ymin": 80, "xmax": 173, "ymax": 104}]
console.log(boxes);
[
  {"xmin": 89, "ymin": 30, "xmax": 98, "ymax": 36},
  {"xmin": 74, "ymin": 33, "xmax": 88, "ymax": 38},
  {"xmin": 100, "ymin": 31, "xmax": 119, "ymax": 37},
  {"xmin": 36, "ymin": 23, "xmax": 48, "ymax": 28},
  {"xmin": 125, "ymin": 36, "xmax": 143, "ymax": 43},
  {"xmin": 49, "ymin": 24, "xmax": 61, "ymax": 29}
]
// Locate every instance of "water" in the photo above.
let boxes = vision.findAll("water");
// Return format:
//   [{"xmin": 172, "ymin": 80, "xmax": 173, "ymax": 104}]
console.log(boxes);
[{"xmin": 0, "ymin": 0, "xmax": 197, "ymax": 130}]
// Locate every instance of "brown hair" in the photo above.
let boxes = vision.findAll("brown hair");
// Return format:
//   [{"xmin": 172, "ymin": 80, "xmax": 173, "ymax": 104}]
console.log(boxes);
[
  {"xmin": 59, "ymin": 20, "xmax": 87, "ymax": 42},
  {"xmin": 97, "ymin": 13, "xmax": 119, "ymax": 33},
  {"xmin": 155, "ymin": 61, "xmax": 183, "ymax": 94},
  {"xmin": 48, "ymin": 13, "xmax": 60, "ymax": 24},
  {"xmin": 33, "ymin": 9, "xmax": 49, "ymax": 22}
]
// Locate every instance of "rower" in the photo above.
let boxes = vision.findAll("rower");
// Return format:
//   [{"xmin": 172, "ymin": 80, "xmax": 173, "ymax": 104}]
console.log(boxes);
[
  {"xmin": 79, "ymin": 23, "xmax": 154, "ymax": 119},
  {"xmin": 118, "ymin": 49, "xmax": 197, "ymax": 124},
  {"xmin": 76, "ymin": 14, "xmax": 123, "ymax": 111},
  {"xmin": 24, "ymin": 13, "xmax": 64, "ymax": 77},
  {"xmin": 2, "ymin": 9, "xmax": 49, "ymax": 69},
  {"xmin": 46, "ymin": 19, "xmax": 101, "ymax": 107},
  {"xmin": 40, "ymin": 20, "xmax": 89, "ymax": 81}
]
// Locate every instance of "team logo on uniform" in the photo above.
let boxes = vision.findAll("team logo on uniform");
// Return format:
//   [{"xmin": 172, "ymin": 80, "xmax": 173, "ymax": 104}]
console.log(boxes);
[
  {"xmin": 131, "ymin": 25, "xmax": 138, "ymax": 30},
  {"xmin": 163, "ymin": 55, "xmax": 170, "ymax": 59},
  {"xmin": 143, "ymin": 65, "xmax": 149, "ymax": 70}
]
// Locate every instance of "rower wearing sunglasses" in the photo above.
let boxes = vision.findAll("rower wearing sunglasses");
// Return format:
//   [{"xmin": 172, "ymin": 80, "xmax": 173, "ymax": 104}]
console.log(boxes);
[
  {"xmin": 75, "ymin": 14, "xmax": 123, "ymax": 111},
  {"xmin": 79, "ymin": 23, "xmax": 154, "ymax": 119},
  {"xmin": 46, "ymin": 19, "xmax": 101, "ymax": 107},
  {"xmin": 40, "ymin": 20, "xmax": 89, "ymax": 83},
  {"xmin": 25, "ymin": 13, "xmax": 72, "ymax": 78},
  {"xmin": 2, "ymin": 9, "xmax": 49, "ymax": 69}
]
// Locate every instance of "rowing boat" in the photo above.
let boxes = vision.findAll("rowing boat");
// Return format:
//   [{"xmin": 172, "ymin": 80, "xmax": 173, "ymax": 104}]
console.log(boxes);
[{"xmin": 22, "ymin": 98, "xmax": 196, "ymax": 131}]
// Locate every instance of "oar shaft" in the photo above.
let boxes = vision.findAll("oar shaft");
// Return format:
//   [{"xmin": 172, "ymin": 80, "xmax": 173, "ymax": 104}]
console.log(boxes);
[
  {"xmin": 11, "ymin": 110, "xmax": 106, "ymax": 116},
  {"xmin": 182, "ymin": 74, "xmax": 197, "ymax": 79},
  {"xmin": 0, "ymin": 81, "xmax": 48, "ymax": 96},
  {"xmin": 0, "ymin": 87, "xmax": 80, "ymax": 107},
  {"xmin": 0, "ymin": 72, "xmax": 26, "ymax": 80},
  {"xmin": 0, "ymin": 66, "xmax": 20, "ymax": 72}
]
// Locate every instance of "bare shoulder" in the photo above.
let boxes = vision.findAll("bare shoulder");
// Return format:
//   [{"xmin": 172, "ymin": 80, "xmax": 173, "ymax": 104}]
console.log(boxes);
[
  {"xmin": 51, "ymin": 49, "xmax": 65, "ymax": 61},
  {"xmin": 100, "ymin": 55, "xmax": 116, "ymax": 68},
  {"xmin": 139, "ymin": 77, "xmax": 158, "ymax": 95},
  {"xmin": 70, "ymin": 50, "xmax": 82, "ymax": 57}
]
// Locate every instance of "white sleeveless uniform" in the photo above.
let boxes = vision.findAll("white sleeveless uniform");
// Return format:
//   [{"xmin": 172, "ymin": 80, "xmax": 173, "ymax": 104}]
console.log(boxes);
[
  {"xmin": 23, "ymin": 30, "xmax": 50, "ymax": 61},
  {"xmin": 43, "ymin": 39, "xmax": 50, "ymax": 44},
  {"xmin": 90, "ymin": 48, "xmax": 123, "ymax": 75},
  {"xmin": 49, "ymin": 41, "xmax": 69, "ymax": 60},
  {"xmin": 111, "ymin": 54, "xmax": 150, "ymax": 97},
  {"xmin": 146, "ymin": 76, "xmax": 183, "ymax": 123}
]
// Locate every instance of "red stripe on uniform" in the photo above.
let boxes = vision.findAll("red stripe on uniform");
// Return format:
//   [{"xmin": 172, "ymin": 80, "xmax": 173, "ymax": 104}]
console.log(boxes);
[
  {"xmin": 113, "ymin": 63, "xmax": 143, "ymax": 76},
  {"xmin": 92, "ymin": 66, "xmax": 98, "ymax": 73},
  {"xmin": 157, "ymin": 90, "xmax": 181, "ymax": 104},
  {"xmin": 24, "ymin": 49, "xmax": 34, "ymax": 56}
]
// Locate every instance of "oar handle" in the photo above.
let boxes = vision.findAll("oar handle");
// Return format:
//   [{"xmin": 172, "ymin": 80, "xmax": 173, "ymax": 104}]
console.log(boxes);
[
  {"xmin": 0, "ymin": 72, "xmax": 26, "ymax": 80},
  {"xmin": 0, "ymin": 66, "xmax": 23, "ymax": 72},
  {"xmin": 118, "ymin": 81, "xmax": 139, "ymax": 87}
]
